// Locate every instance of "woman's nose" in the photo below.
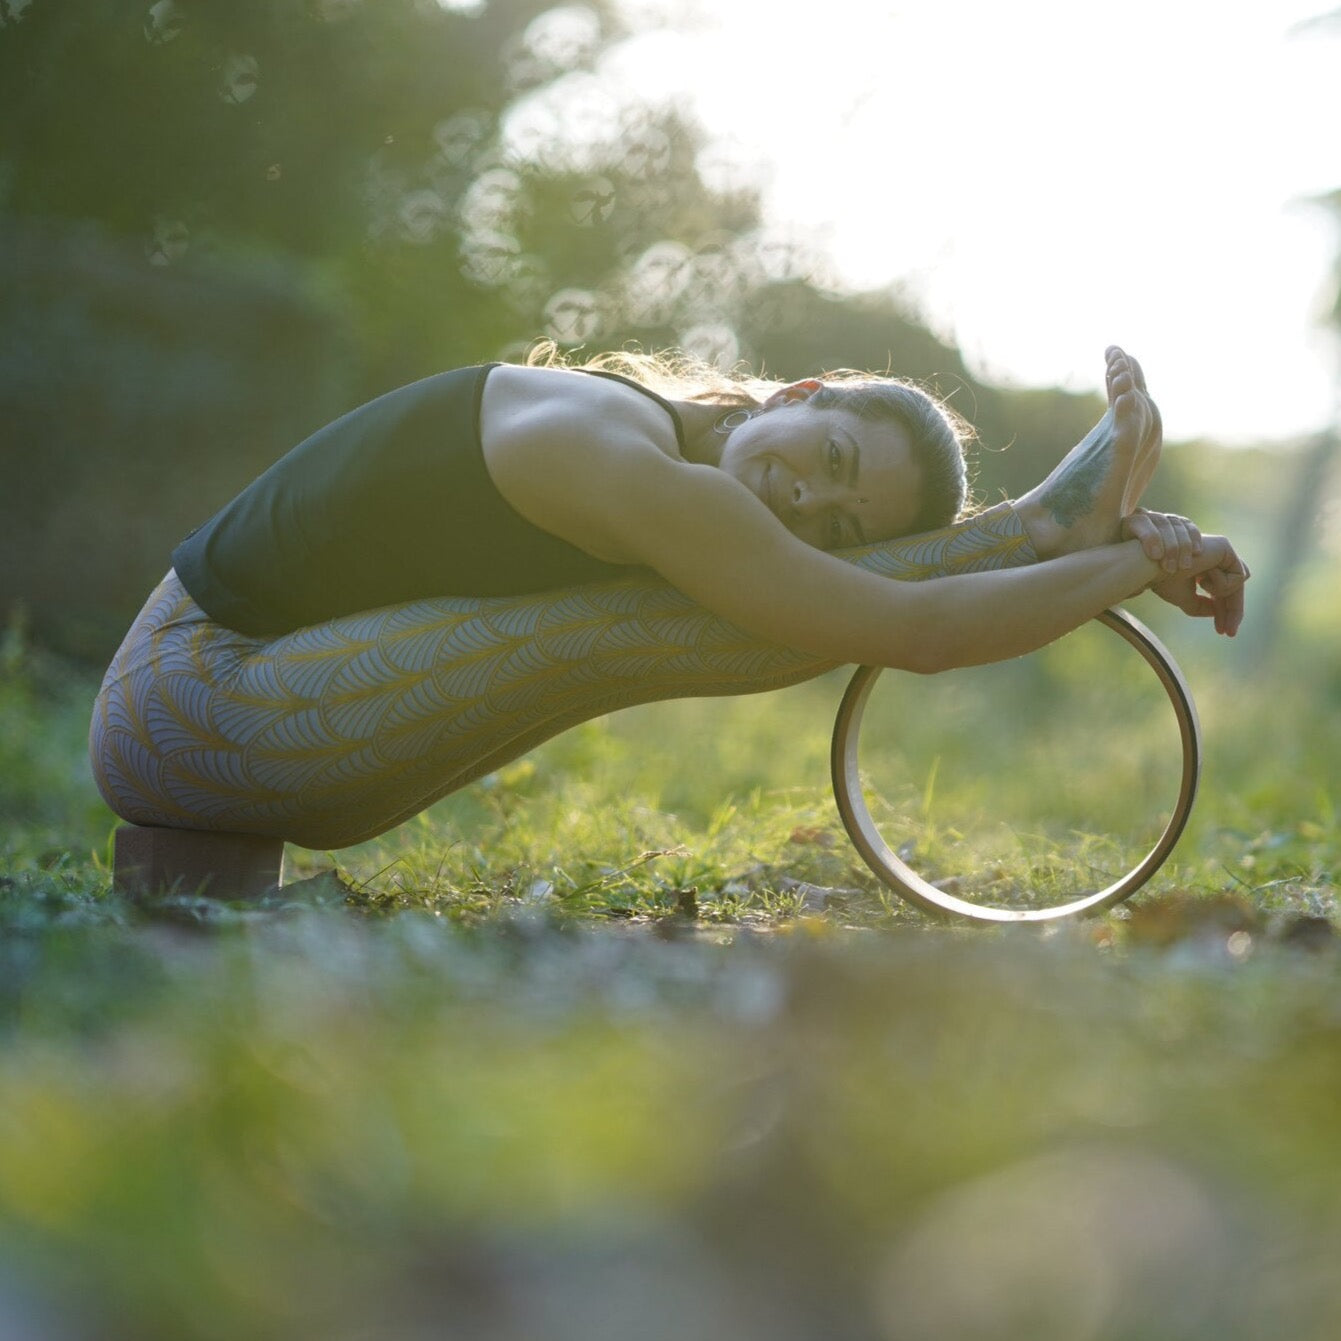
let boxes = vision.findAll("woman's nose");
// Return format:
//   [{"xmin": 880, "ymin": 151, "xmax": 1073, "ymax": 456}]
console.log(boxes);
[{"xmin": 791, "ymin": 478, "xmax": 834, "ymax": 514}]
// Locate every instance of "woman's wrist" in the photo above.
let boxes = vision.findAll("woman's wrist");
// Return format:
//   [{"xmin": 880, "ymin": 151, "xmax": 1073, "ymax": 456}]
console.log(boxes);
[{"xmin": 1116, "ymin": 536, "xmax": 1164, "ymax": 598}]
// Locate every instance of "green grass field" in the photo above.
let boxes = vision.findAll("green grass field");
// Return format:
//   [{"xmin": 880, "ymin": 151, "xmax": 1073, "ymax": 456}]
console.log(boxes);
[{"xmin": 3, "ymin": 534, "xmax": 1340, "ymax": 1338}]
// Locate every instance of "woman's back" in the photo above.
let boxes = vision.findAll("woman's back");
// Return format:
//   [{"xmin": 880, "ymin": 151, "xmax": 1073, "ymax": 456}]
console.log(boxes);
[{"xmin": 171, "ymin": 364, "xmax": 687, "ymax": 635}]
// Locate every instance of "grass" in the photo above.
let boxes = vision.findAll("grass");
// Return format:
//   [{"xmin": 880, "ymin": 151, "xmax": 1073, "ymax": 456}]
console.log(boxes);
[{"xmin": 2, "ymin": 577, "xmax": 1340, "ymax": 1339}]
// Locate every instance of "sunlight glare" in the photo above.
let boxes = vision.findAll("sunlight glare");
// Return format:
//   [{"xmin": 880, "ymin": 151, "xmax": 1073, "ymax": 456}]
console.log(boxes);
[{"xmin": 607, "ymin": 0, "xmax": 1339, "ymax": 442}]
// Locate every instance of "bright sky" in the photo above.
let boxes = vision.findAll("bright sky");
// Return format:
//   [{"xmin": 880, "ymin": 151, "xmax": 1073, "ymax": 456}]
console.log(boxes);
[{"xmin": 605, "ymin": 0, "xmax": 1339, "ymax": 444}]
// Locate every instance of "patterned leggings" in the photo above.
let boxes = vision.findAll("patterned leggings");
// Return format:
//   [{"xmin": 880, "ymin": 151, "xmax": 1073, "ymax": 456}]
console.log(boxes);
[{"xmin": 89, "ymin": 502, "xmax": 1035, "ymax": 850}]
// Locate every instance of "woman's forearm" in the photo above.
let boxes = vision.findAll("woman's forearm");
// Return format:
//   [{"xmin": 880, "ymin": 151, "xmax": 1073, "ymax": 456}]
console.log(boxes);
[{"xmin": 886, "ymin": 539, "xmax": 1160, "ymax": 673}]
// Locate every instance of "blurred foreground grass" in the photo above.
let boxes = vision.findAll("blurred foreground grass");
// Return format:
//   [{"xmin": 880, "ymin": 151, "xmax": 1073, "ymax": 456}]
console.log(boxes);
[{"xmin": 2, "ymin": 583, "xmax": 1340, "ymax": 1339}]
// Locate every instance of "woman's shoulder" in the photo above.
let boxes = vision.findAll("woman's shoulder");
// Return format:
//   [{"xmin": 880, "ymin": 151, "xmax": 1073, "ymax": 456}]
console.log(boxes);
[{"xmin": 481, "ymin": 361, "xmax": 682, "ymax": 457}]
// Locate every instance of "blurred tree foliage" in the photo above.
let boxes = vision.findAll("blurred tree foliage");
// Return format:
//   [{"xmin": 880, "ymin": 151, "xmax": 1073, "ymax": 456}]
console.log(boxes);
[
  {"xmin": 0, "ymin": 0, "xmax": 1100, "ymax": 658},
  {"xmin": 1240, "ymin": 178, "xmax": 1341, "ymax": 667}
]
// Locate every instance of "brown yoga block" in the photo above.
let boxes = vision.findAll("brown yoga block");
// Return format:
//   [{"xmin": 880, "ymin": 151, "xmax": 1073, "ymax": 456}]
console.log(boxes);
[{"xmin": 113, "ymin": 824, "xmax": 286, "ymax": 900}]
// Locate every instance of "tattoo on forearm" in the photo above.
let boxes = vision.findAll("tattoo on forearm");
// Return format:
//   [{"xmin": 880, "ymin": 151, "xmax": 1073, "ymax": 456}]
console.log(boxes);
[{"xmin": 1039, "ymin": 422, "xmax": 1115, "ymax": 527}]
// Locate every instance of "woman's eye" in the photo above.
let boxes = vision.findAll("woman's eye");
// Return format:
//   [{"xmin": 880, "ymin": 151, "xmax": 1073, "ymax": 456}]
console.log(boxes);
[{"xmin": 827, "ymin": 441, "xmax": 842, "ymax": 477}]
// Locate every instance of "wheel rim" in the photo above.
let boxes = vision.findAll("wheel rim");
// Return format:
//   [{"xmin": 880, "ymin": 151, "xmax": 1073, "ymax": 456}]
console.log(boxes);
[{"xmin": 830, "ymin": 607, "xmax": 1202, "ymax": 923}]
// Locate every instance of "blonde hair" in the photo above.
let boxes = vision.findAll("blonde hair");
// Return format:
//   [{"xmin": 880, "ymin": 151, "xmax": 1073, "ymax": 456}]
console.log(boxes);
[
  {"xmin": 524, "ymin": 339, "xmax": 763, "ymax": 405},
  {"xmin": 522, "ymin": 341, "xmax": 974, "ymax": 529}
]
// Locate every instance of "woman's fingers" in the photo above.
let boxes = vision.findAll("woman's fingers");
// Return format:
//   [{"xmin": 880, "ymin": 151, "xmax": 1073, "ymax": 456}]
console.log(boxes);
[
  {"xmin": 1147, "ymin": 533, "xmax": 1249, "ymax": 636},
  {"xmin": 1150, "ymin": 573, "xmax": 1213, "ymax": 619},
  {"xmin": 1123, "ymin": 509, "xmax": 1203, "ymax": 571},
  {"xmin": 1167, "ymin": 515, "xmax": 1202, "ymax": 568},
  {"xmin": 1197, "ymin": 556, "xmax": 1249, "ymax": 637},
  {"xmin": 1195, "ymin": 538, "xmax": 1250, "ymax": 636},
  {"xmin": 1123, "ymin": 509, "xmax": 1163, "ymax": 559}
]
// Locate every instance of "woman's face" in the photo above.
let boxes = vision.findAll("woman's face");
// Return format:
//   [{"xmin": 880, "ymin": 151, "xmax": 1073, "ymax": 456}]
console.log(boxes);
[{"xmin": 716, "ymin": 394, "xmax": 923, "ymax": 550}]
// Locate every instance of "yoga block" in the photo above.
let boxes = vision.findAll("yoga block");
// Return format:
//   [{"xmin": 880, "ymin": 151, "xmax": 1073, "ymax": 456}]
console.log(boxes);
[{"xmin": 113, "ymin": 824, "xmax": 285, "ymax": 900}]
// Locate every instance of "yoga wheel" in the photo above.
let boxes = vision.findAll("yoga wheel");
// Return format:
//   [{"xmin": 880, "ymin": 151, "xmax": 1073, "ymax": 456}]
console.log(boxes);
[{"xmin": 830, "ymin": 607, "xmax": 1201, "ymax": 923}]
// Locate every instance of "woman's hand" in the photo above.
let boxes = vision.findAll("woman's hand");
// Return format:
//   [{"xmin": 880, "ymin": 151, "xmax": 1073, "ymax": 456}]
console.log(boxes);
[
  {"xmin": 1126, "ymin": 517, "xmax": 1250, "ymax": 636},
  {"xmin": 1122, "ymin": 508, "xmax": 1203, "ymax": 572}
]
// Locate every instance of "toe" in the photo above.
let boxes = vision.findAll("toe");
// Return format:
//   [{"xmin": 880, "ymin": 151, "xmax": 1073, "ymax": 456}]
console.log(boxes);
[
  {"xmin": 1107, "ymin": 366, "xmax": 1135, "ymax": 401},
  {"xmin": 1111, "ymin": 387, "xmax": 1146, "ymax": 452}
]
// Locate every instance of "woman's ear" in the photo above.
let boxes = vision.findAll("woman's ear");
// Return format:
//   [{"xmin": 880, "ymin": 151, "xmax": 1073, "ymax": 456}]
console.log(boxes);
[{"xmin": 759, "ymin": 378, "xmax": 824, "ymax": 412}]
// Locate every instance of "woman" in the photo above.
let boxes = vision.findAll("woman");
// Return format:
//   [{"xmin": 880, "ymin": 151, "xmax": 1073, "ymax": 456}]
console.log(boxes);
[{"xmin": 90, "ymin": 345, "xmax": 1248, "ymax": 850}]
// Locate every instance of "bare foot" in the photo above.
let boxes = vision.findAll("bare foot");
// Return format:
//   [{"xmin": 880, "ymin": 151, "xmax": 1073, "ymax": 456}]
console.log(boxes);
[
  {"xmin": 1118, "ymin": 349, "xmax": 1162, "ymax": 516},
  {"xmin": 1016, "ymin": 347, "xmax": 1161, "ymax": 559}
]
